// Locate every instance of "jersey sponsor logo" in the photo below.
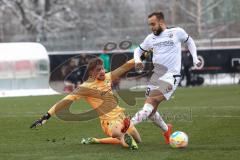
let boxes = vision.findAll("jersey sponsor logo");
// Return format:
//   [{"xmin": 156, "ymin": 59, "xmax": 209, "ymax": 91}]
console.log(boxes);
[{"xmin": 153, "ymin": 40, "xmax": 174, "ymax": 47}]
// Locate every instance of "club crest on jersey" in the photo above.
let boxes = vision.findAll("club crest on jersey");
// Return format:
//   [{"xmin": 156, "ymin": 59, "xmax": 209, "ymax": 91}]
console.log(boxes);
[
  {"xmin": 168, "ymin": 33, "xmax": 173, "ymax": 38},
  {"xmin": 105, "ymin": 80, "xmax": 110, "ymax": 86},
  {"xmin": 165, "ymin": 84, "xmax": 173, "ymax": 93}
]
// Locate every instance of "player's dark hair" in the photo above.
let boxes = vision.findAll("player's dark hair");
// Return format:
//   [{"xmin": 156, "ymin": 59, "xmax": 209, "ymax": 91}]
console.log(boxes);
[
  {"xmin": 148, "ymin": 12, "xmax": 164, "ymax": 20},
  {"xmin": 86, "ymin": 57, "xmax": 103, "ymax": 76}
]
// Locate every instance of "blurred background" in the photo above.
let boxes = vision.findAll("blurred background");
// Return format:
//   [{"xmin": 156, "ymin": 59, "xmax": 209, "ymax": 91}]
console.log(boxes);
[
  {"xmin": 0, "ymin": 0, "xmax": 240, "ymax": 96},
  {"xmin": 1, "ymin": 0, "xmax": 240, "ymax": 50}
]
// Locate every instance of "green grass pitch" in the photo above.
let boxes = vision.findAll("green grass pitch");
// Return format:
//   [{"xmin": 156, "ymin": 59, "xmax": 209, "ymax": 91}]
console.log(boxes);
[{"xmin": 0, "ymin": 85, "xmax": 240, "ymax": 160}]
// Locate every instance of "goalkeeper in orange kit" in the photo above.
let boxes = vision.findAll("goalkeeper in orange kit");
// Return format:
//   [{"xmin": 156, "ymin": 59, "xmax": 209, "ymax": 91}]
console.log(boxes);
[{"xmin": 30, "ymin": 57, "xmax": 141, "ymax": 150}]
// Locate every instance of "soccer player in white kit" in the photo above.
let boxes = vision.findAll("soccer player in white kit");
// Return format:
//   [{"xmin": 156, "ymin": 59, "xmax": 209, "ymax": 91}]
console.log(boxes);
[{"xmin": 131, "ymin": 12, "xmax": 201, "ymax": 144}]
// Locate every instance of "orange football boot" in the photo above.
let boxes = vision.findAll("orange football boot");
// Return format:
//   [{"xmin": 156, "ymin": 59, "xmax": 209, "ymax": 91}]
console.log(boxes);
[{"xmin": 163, "ymin": 124, "xmax": 173, "ymax": 144}]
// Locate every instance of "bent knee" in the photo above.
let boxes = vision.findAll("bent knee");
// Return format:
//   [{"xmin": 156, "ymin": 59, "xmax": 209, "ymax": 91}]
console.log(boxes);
[
  {"xmin": 146, "ymin": 97, "xmax": 161, "ymax": 106},
  {"xmin": 135, "ymin": 138, "xmax": 142, "ymax": 143}
]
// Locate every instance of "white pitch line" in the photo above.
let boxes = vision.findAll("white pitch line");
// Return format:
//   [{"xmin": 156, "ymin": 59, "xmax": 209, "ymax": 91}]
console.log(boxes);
[
  {"xmin": 124, "ymin": 106, "xmax": 240, "ymax": 111},
  {"xmin": 193, "ymin": 115, "xmax": 240, "ymax": 118}
]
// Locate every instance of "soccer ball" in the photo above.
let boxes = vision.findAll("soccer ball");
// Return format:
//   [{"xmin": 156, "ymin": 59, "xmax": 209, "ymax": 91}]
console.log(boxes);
[{"xmin": 169, "ymin": 131, "xmax": 188, "ymax": 148}]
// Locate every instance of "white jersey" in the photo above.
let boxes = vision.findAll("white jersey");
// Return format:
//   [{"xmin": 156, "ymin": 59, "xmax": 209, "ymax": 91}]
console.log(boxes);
[{"xmin": 139, "ymin": 27, "xmax": 189, "ymax": 75}]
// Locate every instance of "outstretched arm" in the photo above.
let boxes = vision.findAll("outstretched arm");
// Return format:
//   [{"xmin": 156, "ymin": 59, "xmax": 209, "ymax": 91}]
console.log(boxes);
[
  {"xmin": 47, "ymin": 99, "xmax": 74, "ymax": 116},
  {"xmin": 110, "ymin": 59, "xmax": 135, "ymax": 81},
  {"xmin": 30, "ymin": 92, "xmax": 80, "ymax": 128},
  {"xmin": 177, "ymin": 27, "xmax": 201, "ymax": 67},
  {"xmin": 186, "ymin": 36, "xmax": 201, "ymax": 67},
  {"xmin": 46, "ymin": 91, "xmax": 83, "ymax": 117}
]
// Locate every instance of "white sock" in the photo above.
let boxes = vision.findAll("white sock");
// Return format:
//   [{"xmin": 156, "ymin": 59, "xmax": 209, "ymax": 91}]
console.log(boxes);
[
  {"xmin": 149, "ymin": 111, "xmax": 168, "ymax": 132},
  {"xmin": 131, "ymin": 103, "xmax": 154, "ymax": 125}
]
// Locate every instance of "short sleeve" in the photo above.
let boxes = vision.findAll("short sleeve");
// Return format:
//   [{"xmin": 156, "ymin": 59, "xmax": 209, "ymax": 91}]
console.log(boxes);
[
  {"xmin": 139, "ymin": 34, "xmax": 152, "ymax": 52},
  {"xmin": 63, "ymin": 85, "xmax": 85, "ymax": 101},
  {"xmin": 176, "ymin": 27, "xmax": 189, "ymax": 43}
]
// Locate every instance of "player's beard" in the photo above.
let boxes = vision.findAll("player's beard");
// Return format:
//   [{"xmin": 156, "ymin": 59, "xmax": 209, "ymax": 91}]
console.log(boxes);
[
  {"xmin": 97, "ymin": 74, "xmax": 105, "ymax": 81},
  {"xmin": 153, "ymin": 25, "xmax": 163, "ymax": 36}
]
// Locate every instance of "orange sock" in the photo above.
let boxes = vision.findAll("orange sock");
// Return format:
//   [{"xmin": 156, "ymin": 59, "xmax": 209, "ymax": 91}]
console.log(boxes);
[{"xmin": 96, "ymin": 137, "xmax": 121, "ymax": 145}]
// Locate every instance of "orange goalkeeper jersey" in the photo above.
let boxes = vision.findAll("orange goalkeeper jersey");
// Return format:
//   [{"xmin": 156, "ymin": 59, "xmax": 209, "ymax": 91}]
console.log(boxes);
[{"xmin": 64, "ymin": 59, "xmax": 134, "ymax": 121}]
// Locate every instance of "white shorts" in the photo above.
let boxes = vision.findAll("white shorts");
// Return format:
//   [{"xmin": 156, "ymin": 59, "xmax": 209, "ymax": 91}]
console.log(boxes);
[{"xmin": 146, "ymin": 73, "xmax": 181, "ymax": 100}]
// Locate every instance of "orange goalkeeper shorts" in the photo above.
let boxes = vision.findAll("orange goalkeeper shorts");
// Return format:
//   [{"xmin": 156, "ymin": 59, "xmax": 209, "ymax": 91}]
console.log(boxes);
[{"xmin": 100, "ymin": 112, "xmax": 126, "ymax": 137}]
